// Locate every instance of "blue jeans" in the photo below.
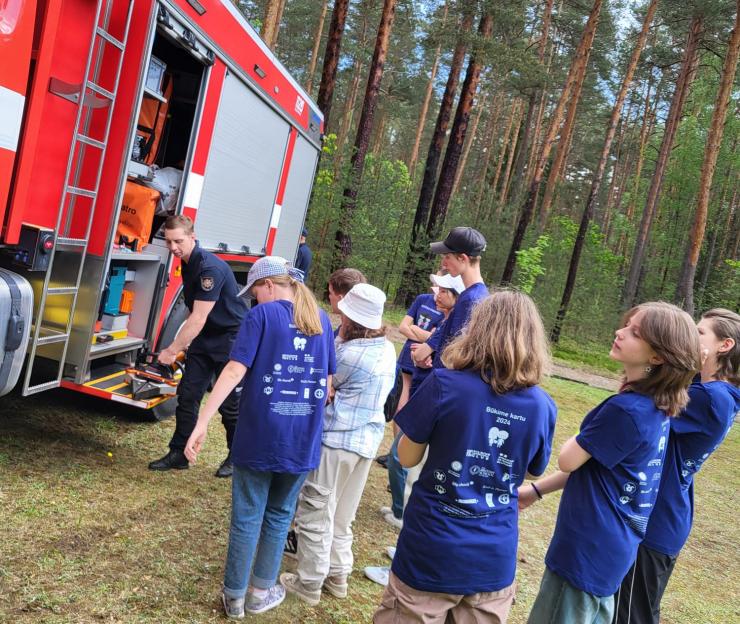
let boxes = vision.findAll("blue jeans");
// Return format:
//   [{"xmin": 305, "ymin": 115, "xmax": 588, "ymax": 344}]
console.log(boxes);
[
  {"xmin": 387, "ymin": 432, "xmax": 407, "ymax": 520},
  {"xmin": 528, "ymin": 567, "xmax": 614, "ymax": 624},
  {"xmin": 223, "ymin": 465, "xmax": 307, "ymax": 598}
]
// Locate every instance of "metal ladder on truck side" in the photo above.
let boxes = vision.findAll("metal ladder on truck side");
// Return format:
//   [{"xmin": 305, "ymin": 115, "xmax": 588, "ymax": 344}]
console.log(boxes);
[{"xmin": 22, "ymin": 0, "xmax": 135, "ymax": 395}]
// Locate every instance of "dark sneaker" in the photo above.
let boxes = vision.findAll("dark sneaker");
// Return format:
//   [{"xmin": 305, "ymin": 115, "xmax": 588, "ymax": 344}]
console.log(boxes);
[
  {"xmin": 148, "ymin": 449, "xmax": 188, "ymax": 471},
  {"xmin": 283, "ymin": 529, "xmax": 298, "ymax": 559},
  {"xmin": 215, "ymin": 456, "xmax": 233, "ymax": 478},
  {"xmin": 280, "ymin": 572, "xmax": 321, "ymax": 606},
  {"xmin": 245, "ymin": 584, "xmax": 286, "ymax": 614},
  {"xmin": 375, "ymin": 453, "xmax": 389, "ymax": 468},
  {"xmin": 221, "ymin": 591, "xmax": 244, "ymax": 619}
]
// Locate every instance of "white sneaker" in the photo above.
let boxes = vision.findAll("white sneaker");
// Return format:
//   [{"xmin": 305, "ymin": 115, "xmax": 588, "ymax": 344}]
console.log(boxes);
[
  {"xmin": 385, "ymin": 546, "xmax": 396, "ymax": 560},
  {"xmin": 364, "ymin": 566, "xmax": 390, "ymax": 586},
  {"xmin": 378, "ymin": 506, "xmax": 392, "ymax": 516},
  {"xmin": 382, "ymin": 511, "xmax": 403, "ymax": 530}
]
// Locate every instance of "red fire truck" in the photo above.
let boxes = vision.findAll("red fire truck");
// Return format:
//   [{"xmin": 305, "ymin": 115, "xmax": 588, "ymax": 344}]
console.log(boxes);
[{"xmin": 0, "ymin": 0, "xmax": 323, "ymax": 418}]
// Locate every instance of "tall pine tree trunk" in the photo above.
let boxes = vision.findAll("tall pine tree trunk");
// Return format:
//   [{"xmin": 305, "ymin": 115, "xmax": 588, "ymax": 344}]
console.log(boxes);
[
  {"xmin": 550, "ymin": 0, "xmax": 659, "ymax": 344},
  {"xmin": 512, "ymin": 0, "xmax": 555, "ymax": 193},
  {"xmin": 408, "ymin": 1, "xmax": 449, "ymax": 176},
  {"xmin": 261, "ymin": 0, "xmax": 282, "ymax": 48},
  {"xmin": 305, "ymin": 0, "xmax": 330, "ymax": 96},
  {"xmin": 622, "ymin": 14, "xmax": 703, "ymax": 307},
  {"xmin": 452, "ymin": 89, "xmax": 487, "ymax": 198},
  {"xmin": 498, "ymin": 104, "xmax": 524, "ymax": 212},
  {"xmin": 426, "ymin": 13, "xmax": 494, "ymax": 241},
  {"xmin": 675, "ymin": 8, "xmax": 740, "ymax": 314},
  {"xmin": 501, "ymin": 0, "xmax": 603, "ymax": 284},
  {"xmin": 316, "ymin": 0, "xmax": 350, "ymax": 133},
  {"xmin": 332, "ymin": 0, "xmax": 397, "ymax": 268},
  {"xmin": 395, "ymin": 8, "xmax": 474, "ymax": 305}
]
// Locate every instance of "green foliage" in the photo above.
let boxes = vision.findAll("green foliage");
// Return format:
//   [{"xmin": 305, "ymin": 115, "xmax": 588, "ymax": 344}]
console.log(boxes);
[{"xmin": 515, "ymin": 234, "xmax": 550, "ymax": 294}]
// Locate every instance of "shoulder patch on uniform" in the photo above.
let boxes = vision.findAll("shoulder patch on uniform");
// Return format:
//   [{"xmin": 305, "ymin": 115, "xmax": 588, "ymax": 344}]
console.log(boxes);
[{"xmin": 201, "ymin": 276, "xmax": 214, "ymax": 291}]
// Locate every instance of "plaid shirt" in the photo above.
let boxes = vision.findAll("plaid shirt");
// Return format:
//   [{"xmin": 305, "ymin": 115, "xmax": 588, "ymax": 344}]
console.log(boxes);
[{"xmin": 322, "ymin": 336, "xmax": 397, "ymax": 459}]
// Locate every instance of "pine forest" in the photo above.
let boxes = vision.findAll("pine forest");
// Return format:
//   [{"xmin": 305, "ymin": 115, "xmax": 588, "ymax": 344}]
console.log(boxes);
[{"xmin": 239, "ymin": 0, "xmax": 739, "ymax": 358}]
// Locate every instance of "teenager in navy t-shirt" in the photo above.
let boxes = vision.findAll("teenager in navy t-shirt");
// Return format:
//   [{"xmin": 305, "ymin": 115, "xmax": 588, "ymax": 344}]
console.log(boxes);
[
  {"xmin": 184, "ymin": 257, "xmax": 335, "ymax": 619},
  {"xmin": 521, "ymin": 302, "xmax": 700, "ymax": 624},
  {"xmin": 614, "ymin": 308, "xmax": 739, "ymax": 624},
  {"xmin": 374, "ymin": 291, "xmax": 556, "ymax": 623},
  {"xmin": 412, "ymin": 227, "xmax": 488, "ymax": 370}
]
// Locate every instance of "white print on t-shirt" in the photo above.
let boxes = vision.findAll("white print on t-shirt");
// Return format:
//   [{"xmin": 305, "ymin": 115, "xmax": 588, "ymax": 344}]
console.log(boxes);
[
  {"xmin": 277, "ymin": 377, "xmax": 294, "ymax": 383},
  {"xmin": 470, "ymin": 465, "xmax": 495, "ymax": 478},
  {"xmin": 485, "ymin": 493, "xmax": 496, "ymax": 507},
  {"xmin": 488, "ymin": 427, "xmax": 509, "ymax": 448},
  {"xmin": 486, "ymin": 406, "xmax": 528, "ymax": 423},
  {"xmin": 434, "ymin": 470, "xmax": 446, "ymax": 482},
  {"xmin": 282, "ymin": 354, "xmax": 298, "ymax": 361},
  {"xmin": 648, "ymin": 458, "xmax": 661, "ymax": 467},
  {"xmin": 263, "ymin": 375, "xmax": 272, "ymax": 383},
  {"xmin": 466, "ymin": 449, "xmax": 490, "ymax": 461},
  {"xmin": 435, "ymin": 485, "xmax": 446, "ymax": 494},
  {"xmin": 304, "ymin": 354, "xmax": 315, "ymax": 363},
  {"xmin": 287, "ymin": 365, "xmax": 305, "ymax": 374},
  {"xmin": 451, "ymin": 461, "xmax": 463, "ymax": 472},
  {"xmin": 497, "ymin": 454, "xmax": 514, "ymax": 468},
  {"xmin": 623, "ymin": 482, "xmax": 637, "ymax": 495},
  {"xmin": 638, "ymin": 472, "xmax": 647, "ymax": 483},
  {"xmin": 498, "ymin": 494, "xmax": 510, "ymax": 505},
  {"xmin": 311, "ymin": 367, "xmax": 324, "ymax": 375},
  {"xmin": 453, "ymin": 481, "xmax": 473, "ymax": 488},
  {"xmin": 293, "ymin": 337, "xmax": 307, "ymax": 351},
  {"xmin": 304, "ymin": 388, "xmax": 310, "ymax": 399},
  {"xmin": 319, "ymin": 378, "xmax": 326, "ymax": 386},
  {"xmin": 300, "ymin": 379, "xmax": 316, "ymax": 384},
  {"xmin": 314, "ymin": 389, "xmax": 325, "ymax": 399},
  {"xmin": 273, "ymin": 363, "xmax": 282, "ymax": 371},
  {"xmin": 280, "ymin": 390, "xmax": 298, "ymax": 396},
  {"xmin": 456, "ymin": 498, "xmax": 478, "ymax": 505},
  {"xmin": 658, "ymin": 436, "xmax": 666, "ymax": 453},
  {"xmin": 264, "ymin": 386, "xmax": 273, "ymax": 395}
]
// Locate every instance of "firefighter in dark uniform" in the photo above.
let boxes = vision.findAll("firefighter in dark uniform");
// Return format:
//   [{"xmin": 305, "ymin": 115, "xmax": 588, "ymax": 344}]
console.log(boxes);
[{"xmin": 148, "ymin": 215, "xmax": 246, "ymax": 478}]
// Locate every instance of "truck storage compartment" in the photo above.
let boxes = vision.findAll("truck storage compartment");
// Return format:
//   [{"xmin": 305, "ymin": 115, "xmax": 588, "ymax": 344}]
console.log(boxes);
[{"xmin": 0, "ymin": 269, "xmax": 33, "ymax": 397}]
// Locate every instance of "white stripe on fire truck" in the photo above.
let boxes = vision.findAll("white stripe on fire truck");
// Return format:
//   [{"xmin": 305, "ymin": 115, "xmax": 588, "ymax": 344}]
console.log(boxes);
[
  {"xmin": 182, "ymin": 172, "xmax": 205, "ymax": 209},
  {"xmin": 269, "ymin": 203, "xmax": 282, "ymax": 229},
  {"xmin": 0, "ymin": 86, "xmax": 25, "ymax": 153}
]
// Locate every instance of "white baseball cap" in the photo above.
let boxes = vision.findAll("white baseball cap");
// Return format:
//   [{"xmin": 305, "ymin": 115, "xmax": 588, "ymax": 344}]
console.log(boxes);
[
  {"xmin": 430, "ymin": 273, "xmax": 465, "ymax": 295},
  {"xmin": 337, "ymin": 283, "xmax": 386, "ymax": 330},
  {"xmin": 239, "ymin": 256, "xmax": 304, "ymax": 297}
]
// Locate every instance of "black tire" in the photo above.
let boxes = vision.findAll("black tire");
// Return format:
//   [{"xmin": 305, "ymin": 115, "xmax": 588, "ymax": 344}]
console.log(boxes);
[{"xmin": 149, "ymin": 396, "xmax": 178, "ymax": 421}]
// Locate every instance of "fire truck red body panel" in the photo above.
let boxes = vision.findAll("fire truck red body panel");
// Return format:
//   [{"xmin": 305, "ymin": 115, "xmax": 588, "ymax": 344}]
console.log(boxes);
[{"xmin": 0, "ymin": 0, "xmax": 322, "ymax": 406}]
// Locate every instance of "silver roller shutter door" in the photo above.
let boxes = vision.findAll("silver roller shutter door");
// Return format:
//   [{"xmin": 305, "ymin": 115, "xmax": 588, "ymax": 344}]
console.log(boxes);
[{"xmin": 197, "ymin": 71, "xmax": 290, "ymax": 254}]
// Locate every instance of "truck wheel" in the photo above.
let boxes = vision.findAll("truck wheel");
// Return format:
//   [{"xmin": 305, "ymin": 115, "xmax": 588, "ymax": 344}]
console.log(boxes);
[{"xmin": 150, "ymin": 396, "xmax": 178, "ymax": 421}]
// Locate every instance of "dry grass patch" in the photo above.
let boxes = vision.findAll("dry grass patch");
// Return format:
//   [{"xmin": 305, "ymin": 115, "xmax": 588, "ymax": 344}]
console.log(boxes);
[{"xmin": 0, "ymin": 378, "xmax": 737, "ymax": 623}]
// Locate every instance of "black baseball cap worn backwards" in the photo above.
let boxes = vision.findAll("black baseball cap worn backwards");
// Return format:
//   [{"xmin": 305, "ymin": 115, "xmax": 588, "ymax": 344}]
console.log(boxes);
[{"xmin": 430, "ymin": 227, "xmax": 487, "ymax": 257}]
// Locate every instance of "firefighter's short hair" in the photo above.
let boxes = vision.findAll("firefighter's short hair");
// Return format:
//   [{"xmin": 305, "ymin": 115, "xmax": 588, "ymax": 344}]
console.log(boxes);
[{"xmin": 164, "ymin": 215, "xmax": 194, "ymax": 235}]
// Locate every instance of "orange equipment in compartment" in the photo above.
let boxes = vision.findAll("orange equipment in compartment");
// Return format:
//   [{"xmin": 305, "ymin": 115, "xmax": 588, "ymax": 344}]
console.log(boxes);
[
  {"xmin": 135, "ymin": 73, "xmax": 173, "ymax": 164},
  {"xmin": 116, "ymin": 181, "xmax": 159, "ymax": 247},
  {"xmin": 119, "ymin": 289, "xmax": 135, "ymax": 314}
]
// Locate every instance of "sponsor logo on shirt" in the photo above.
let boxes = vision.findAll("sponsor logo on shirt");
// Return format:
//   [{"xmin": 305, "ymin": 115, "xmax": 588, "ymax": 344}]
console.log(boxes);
[
  {"xmin": 433, "ymin": 470, "xmax": 446, "ymax": 482},
  {"xmin": 288, "ymin": 365, "xmax": 305, "ymax": 373},
  {"xmin": 466, "ymin": 449, "xmax": 490, "ymax": 461},
  {"xmin": 497, "ymin": 454, "xmax": 514, "ymax": 468},
  {"xmin": 304, "ymin": 354, "xmax": 315, "ymax": 363},
  {"xmin": 282, "ymin": 354, "xmax": 298, "ymax": 361},
  {"xmin": 488, "ymin": 427, "xmax": 509, "ymax": 448},
  {"xmin": 280, "ymin": 390, "xmax": 298, "ymax": 396},
  {"xmin": 469, "ymin": 465, "xmax": 496, "ymax": 478},
  {"xmin": 293, "ymin": 337, "xmax": 307, "ymax": 351},
  {"xmin": 263, "ymin": 386, "xmax": 273, "ymax": 395}
]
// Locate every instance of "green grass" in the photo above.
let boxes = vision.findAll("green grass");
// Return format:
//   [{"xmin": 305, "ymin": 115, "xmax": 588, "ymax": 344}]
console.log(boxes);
[
  {"xmin": 0, "ymin": 380, "xmax": 737, "ymax": 623},
  {"xmin": 552, "ymin": 335, "xmax": 622, "ymax": 377}
]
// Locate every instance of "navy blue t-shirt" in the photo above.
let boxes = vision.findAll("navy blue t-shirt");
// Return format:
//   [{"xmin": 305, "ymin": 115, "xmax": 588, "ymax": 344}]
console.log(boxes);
[
  {"xmin": 545, "ymin": 392, "xmax": 669, "ymax": 597},
  {"xmin": 229, "ymin": 300, "xmax": 336, "ymax": 473},
  {"xmin": 182, "ymin": 243, "xmax": 246, "ymax": 354},
  {"xmin": 393, "ymin": 369, "xmax": 557, "ymax": 594},
  {"xmin": 426, "ymin": 282, "xmax": 487, "ymax": 368},
  {"xmin": 642, "ymin": 380, "xmax": 738, "ymax": 556},
  {"xmin": 397, "ymin": 294, "xmax": 444, "ymax": 373}
]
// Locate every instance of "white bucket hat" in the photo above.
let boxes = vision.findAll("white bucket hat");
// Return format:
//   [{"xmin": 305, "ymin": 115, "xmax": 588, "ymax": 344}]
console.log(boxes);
[
  {"xmin": 239, "ymin": 256, "xmax": 304, "ymax": 297},
  {"xmin": 337, "ymin": 283, "xmax": 386, "ymax": 330},
  {"xmin": 429, "ymin": 273, "xmax": 465, "ymax": 295}
]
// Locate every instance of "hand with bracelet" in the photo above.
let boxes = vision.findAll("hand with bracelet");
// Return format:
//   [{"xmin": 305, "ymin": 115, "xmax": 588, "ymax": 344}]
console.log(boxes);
[{"xmin": 517, "ymin": 469, "xmax": 573, "ymax": 511}]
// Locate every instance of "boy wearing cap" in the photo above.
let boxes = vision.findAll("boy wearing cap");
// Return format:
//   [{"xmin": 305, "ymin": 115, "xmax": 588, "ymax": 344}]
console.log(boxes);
[
  {"xmin": 413, "ymin": 227, "xmax": 488, "ymax": 369},
  {"xmin": 295, "ymin": 227, "xmax": 313, "ymax": 282},
  {"xmin": 282, "ymin": 284, "xmax": 398, "ymax": 606}
]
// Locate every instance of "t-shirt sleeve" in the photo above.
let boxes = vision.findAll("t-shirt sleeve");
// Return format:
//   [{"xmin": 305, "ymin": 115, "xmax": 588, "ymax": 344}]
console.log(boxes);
[
  {"xmin": 229, "ymin": 308, "xmax": 263, "ymax": 368},
  {"xmin": 193, "ymin": 264, "xmax": 226, "ymax": 303},
  {"xmin": 425, "ymin": 318, "xmax": 446, "ymax": 352},
  {"xmin": 576, "ymin": 398, "xmax": 641, "ymax": 469},
  {"xmin": 671, "ymin": 386, "xmax": 712, "ymax": 436},
  {"xmin": 527, "ymin": 396, "xmax": 557, "ymax": 476},
  {"xmin": 324, "ymin": 314, "xmax": 337, "ymax": 375},
  {"xmin": 406, "ymin": 295, "xmax": 423, "ymax": 319},
  {"xmin": 394, "ymin": 372, "xmax": 441, "ymax": 444}
]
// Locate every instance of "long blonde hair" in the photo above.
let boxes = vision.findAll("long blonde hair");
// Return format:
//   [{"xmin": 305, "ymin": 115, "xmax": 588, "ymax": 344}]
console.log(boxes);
[
  {"xmin": 442, "ymin": 290, "xmax": 550, "ymax": 394},
  {"xmin": 622, "ymin": 302, "xmax": 700, "ymax": 416},
  {"xmin": 252, "ymin": 274, "xmax": 323, "ymax": 336}
]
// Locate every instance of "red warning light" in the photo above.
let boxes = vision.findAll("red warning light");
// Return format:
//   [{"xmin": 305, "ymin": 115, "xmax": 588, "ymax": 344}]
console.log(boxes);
[{"xmin": 41, "ymin": 236, "xmax": 54, "ymax": 252}]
